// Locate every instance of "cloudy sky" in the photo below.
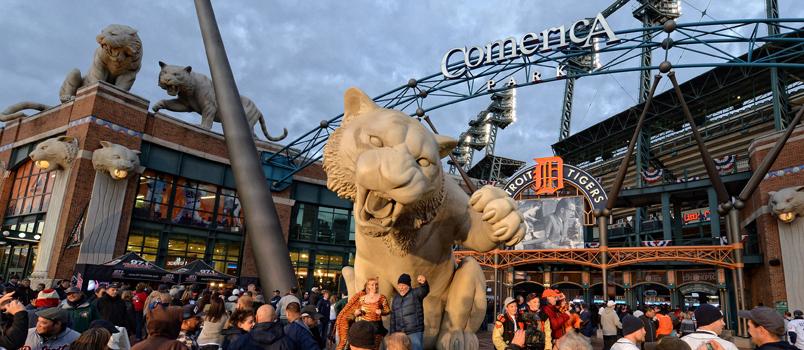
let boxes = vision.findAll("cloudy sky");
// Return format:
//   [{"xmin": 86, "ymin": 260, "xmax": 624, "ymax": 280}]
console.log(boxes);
[{"xmin": 1, "ymin": 0, "xmax": 802, "ymax": 174}]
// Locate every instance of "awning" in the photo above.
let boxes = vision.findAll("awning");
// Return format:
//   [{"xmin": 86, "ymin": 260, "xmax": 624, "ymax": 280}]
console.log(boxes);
[
  {"xmin": 74, "ymin": 252, "xmax": 177, "ymax": 284},
  {"xmin": 167, "ymin": 259, "xmax": 238, "ymax": 285}
]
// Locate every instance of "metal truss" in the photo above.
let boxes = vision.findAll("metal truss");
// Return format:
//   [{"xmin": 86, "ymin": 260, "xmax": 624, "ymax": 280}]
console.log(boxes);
[
  {"xmin": 454, "ymin": 244, "xmax": 739, "ymax": 270},
  {"xmin": 264, "ymin": 19, "xmax": 804, "ymax": 186}
]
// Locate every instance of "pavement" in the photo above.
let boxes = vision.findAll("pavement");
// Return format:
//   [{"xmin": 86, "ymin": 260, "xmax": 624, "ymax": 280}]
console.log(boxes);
[{"xmin": 476, "ymin": 330, "xmax": 756, "ymax": 350}]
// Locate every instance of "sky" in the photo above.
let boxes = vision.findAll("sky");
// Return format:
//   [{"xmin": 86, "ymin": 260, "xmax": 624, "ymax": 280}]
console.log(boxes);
[{"xmin": 1, "ymin": 0, "xmax": 803, "ymax": 175}]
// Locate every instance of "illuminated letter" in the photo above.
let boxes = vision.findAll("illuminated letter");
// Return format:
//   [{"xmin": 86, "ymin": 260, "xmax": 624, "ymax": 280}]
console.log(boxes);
[
  {"xmin": 485, "ymin": 37, "xmax": 519, "ymax": 64},
  {"xmin": 519, "ymin": 32, "xmax": 539, "ymax": 55},
  {"xmin": 487, "ymin": 80, "xmax": 496, "ymax": 91},
  {"xmin": 585, "ymin": 13, "xmax": 620, "ymax": 48},
  {"xmin": 541, "ymin": 25, "xmax": 567, "ymax": 52},
  {"xmin": 441, "ymin": 47, "xmax": 466, "ymax": 79}
]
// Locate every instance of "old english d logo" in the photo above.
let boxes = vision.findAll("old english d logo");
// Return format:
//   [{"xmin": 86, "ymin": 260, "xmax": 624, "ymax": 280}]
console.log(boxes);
[{"xmin": 532, "ymin": 156, "xmax": 563, "ymax": 195}]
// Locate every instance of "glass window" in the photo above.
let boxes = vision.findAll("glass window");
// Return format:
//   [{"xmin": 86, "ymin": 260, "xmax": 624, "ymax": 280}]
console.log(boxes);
[
  {"xmin": 6, "ymin": 161, "xmax": 55, "ymax": 217},
  {"xmin": 289, "ymin": 248, "xmax": 309, "ymax": 289},
  {"xmin": 211, "ymin": 238, "xmax": 241, "ymax": 274},
  {"xmin": 289, "ymin": 203, "xmax": 354, "ymax": 246},
  {"xmin": 126, "ymin": 228, "xmax": 160, "ymax": 263},
  {"xmin": 312, "ymin": 251, "xmax": 344, "ymax": 291},
  {"xmin": 133, "ymin": 170, "xmax": 173, "ymax": 222}
]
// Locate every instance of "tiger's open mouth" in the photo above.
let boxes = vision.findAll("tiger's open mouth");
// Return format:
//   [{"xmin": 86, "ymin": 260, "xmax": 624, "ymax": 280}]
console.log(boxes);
[
  {"xmin": 102, "ymin": 43, "xmax": 123, "ymax": 60},
  {"xmin": 161, "ymin": 83, "xmax": 180, "ymax": 96},
  {"xmin": 778, "ymin": 212, "xmax": 795, "ymax": 223},
  {"xmin": 355, "ymin": 187, "xmax": 405, "ymax": 233}
]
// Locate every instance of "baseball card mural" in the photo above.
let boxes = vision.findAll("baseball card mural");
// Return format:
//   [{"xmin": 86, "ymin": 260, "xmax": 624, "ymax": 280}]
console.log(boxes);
[{"xmin": 514, "ymin": 196, "xmax": 585, "ymax": 250}]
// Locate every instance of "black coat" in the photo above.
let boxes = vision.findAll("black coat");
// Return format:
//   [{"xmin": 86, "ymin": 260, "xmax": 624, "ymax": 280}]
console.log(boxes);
[
  {"xmin": 15, "ymin": 287, "xmax": 37, "ymax": 306},
  {"xmin": 0, "ymin": 310, "xmax": 30, "ymax": 350},
  {"xmin": 390, "ymin": 281, "xmax": 430, "ymax": 334},
  {"xmin": 221, "ymin": 326, "xmax": 249, "ymax": 350},
  {"xmin": 228, "ymin": 322, "xmax": 294, "ymax": 350},
  {"xmin": 94, "ymin": 294, "xmax": 132, "ymax": 331}
]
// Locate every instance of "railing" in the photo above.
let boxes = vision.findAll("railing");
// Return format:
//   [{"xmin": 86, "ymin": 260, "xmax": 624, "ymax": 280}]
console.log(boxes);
[{"xmin": 635, "ymin": 157, "xmax": 750, "ymax": 188}]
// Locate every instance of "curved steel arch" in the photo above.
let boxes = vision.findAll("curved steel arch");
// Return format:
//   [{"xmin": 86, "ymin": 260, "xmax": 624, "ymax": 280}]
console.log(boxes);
[{"xmin": 264, "ymin": 18, "xmax": 804, "ymax": 187}]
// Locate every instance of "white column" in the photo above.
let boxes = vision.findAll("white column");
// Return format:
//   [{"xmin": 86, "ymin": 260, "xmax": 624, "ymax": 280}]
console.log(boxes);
[
  {"xmin": 778, "ymin": 219, "xmax": 804, "ymax": 309},
  {"xmin": 76, "ymin": 172, "xmax": 129, "ymax": 264},
  {"xmin": 29, "ymin": 169, "xmax": 71, "ymax": 286}
]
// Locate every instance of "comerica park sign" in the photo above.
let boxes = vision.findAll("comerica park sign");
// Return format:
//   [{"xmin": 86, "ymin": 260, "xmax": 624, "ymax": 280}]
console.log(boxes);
[
  {"xmin": 504, "ymin": 156, "xmax": 608, "ymax": 212},
  {"xmin": 441, "ymin": 13, "xmax": 620, "ymax": 81}
]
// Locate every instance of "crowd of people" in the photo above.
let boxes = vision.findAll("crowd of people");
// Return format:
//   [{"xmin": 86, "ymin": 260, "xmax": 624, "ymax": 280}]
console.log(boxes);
[{"xmin": 492, "ymin": 289, "xmax": 800, "ymax": 350}]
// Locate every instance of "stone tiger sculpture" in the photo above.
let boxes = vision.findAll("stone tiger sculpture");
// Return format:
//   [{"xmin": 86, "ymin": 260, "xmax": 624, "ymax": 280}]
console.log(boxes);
[
  {"xmin": 152, "ymin": 62, "xmax": 288, "ymax": 142},
  {"xmin": 323, "ymin": 87, "xmax": 525, "ymax": 350},
  {"xmin": 769, "ymin": 186, "xmax": 804, "ymax": 223},
  {"xmin": 92, "ymin": 141, "xmax": 140, "ymax": 179},
  {"xmin": 28, "ymin": 136, "xmax": 79, "ymax": 172},
  {"xmin": 60, "ymin": 24, "xmax": 143, "ymax": 103}
]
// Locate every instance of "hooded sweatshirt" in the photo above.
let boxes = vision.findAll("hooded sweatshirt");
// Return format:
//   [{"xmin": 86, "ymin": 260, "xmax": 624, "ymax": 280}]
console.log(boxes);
[
  {"xmin": 61, "ymin": 294, "xmax": 102, "ymax": 333},
  {"xmin": 228, "ymin": 322, "xmax": 294, "ymax": 350},
  {"xmin": 143, "ymin": 290, "xmax": 164, "ymax": 316},
  {"xmin": 23, "ymin": 326, "xmax": 80, "ymax": 350},
  {"xmin": 131, "ymin": 306, "xmax": 186, "ymax": 350}
]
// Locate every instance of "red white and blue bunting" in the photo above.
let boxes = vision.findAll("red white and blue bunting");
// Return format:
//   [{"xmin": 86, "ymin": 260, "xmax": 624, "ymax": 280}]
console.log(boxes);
[
  {"xmin": 719, "ymin": 235, "xmax": 747, "ymax": 245},
  {"xmin": 478, "ymin": 180, "xmax": 499, "ymax": 187},
  {"xmin": 641, "ymin": 240, "xmax": 671, "ymax": 247},
  {"xmin": 713, "ymin": 155, "xmax": 737, "ymax": 171},
  {"xmin": 675, "ymin": 176, "xmax": 701, "ymax": 183},
  {"xmin": 584, "ymin": 242, "xmax": 600, "ymax": 249},
  {"xmin": 640, "ymin": 169, "xmax": 664, "ymax": 183}
]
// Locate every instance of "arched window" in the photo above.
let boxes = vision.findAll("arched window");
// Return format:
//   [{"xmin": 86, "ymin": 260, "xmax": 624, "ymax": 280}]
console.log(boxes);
[{"xmin": 6, "ymin": 160, "xmax": 55, "ymax": 217}]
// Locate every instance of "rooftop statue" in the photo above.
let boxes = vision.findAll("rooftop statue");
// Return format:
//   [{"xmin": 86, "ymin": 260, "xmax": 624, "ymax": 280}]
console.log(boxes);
[
  {"xmin": 323, "ymin": 87, "xmax": 525, "ymax": 350},
  {"xmin": 59, "ymin": 24, "xmax": 143, "ymax": 103},
  {"xmin": 152, "ymin": 62, "xmax": 288, "ymax": 142}
]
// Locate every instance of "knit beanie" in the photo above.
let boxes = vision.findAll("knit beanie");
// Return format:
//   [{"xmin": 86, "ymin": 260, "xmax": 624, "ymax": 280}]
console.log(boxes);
[
  {"xmin": 622, "ymin": 315, "xmax": 644, "ymax": 336},
  {"xmin": 397, "ymin": 274, "xmax": 411, "ymax": 287},
  {"xmin": 656, "ymin": 336, "xmax": 691, "ymax": 350},
  {"xmin": 36, "ymin": 289, "xmax": 61, "ymax": 308},
  {"xmin": 348, "ymin": 321, "xmax": 376, "ymax": 349},
  {"xmin": 694, "ymin": 304, "xmax": 723, "ymax": 328}
]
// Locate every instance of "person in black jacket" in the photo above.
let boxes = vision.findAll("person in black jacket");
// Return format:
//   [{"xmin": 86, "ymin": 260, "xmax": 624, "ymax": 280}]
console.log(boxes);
[
  {"xmin": 0, "ymin": 292, "xmax": 32, "ymax": 350},
  {"xmin": 390, "ymin": 274, "xmax": 429, "ymax": 350},
  {"xmin": 94, "ymin": 284, "xmax": 132, "ymax": 334},
  {"xmin": 15, "ymin": 279, "xmax": 36, "ymax": 307},
  {"xmin": 229, "ymin": 305, "xmax": 293, "ymax": 350}
]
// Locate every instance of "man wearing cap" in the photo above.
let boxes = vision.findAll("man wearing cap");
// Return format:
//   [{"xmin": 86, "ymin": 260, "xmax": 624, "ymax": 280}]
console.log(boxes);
[
  {"xmin": 740, "ymin": 306, "xmax": 798, "ymax": 350},
  {"xmin": 24, "ymin": 307, "xmax": 81, "ymax": 350},
  {"xmin": 61, "ymin": 285, "xmax": 102, "ymax": 333},
  {"xmin": 283, "ymin": 302, "xmax": 318, "ymax": 350},
  {"xmin": 309, "ymin": 287, "xmax": 322, "ymax": 310},
  {"xmin": 680, "ymin": 304, "xmax": 737, "ymax": 350},
  {"xmin": 390, "ymin": 274, "xmax": 429, "ymax": 350},
  {"xmin": 601, "ymin": 300, "xmax": 623, "ymax": 350},
  {"xmin": 300, "ymin": 304, "xmax": 326, "ymax": 348},
  {"xmin": 518, "ymin": 293, "xmax": 551, "ymax": 350},
  {"xmin": 540, "ymin": 289, "xmax": 571, "ymax": 342},
  {"xmin": 788, "ymin": 310, "xmax": 804, "ymax": 349},
  {"xmin": 95, "ymin": 283, "xmax": 133, "ymax": 334},
  {"xmin": 611, "ymin": 315, "xmax": 645, "ymax": 350},
  {"xmin": 28, "ymin": 289, "xmax": 67, "ymax": 329},
  {"xmin": 270, "ymin": 290, "xmax": 282, "ymax": 309},
  {"xmin": 493, "ymin": 297, "xmax": 524, "ymax": 350},
  {"xmin": 177, "ymin": 304, "xmax": 207, "ymax": 350}
]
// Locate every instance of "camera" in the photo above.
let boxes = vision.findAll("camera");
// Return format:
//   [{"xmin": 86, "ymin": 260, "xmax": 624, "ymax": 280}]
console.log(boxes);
[{"xmin": 519, "ymin": 313, "xmax": 546, "ymax": 349}]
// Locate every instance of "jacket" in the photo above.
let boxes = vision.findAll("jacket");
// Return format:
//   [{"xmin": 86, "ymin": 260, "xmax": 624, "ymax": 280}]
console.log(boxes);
[
  {"xmin": 638, "ymin": 314, "xmax": 658, "ymax": 342},
  {"xmin": 275, "ymin": 295, "xmax": 300, "ymax": 321},
  {"xmin": 333, "ymin": 297, "xmax": 348, "ymax": 316},
  {"xmin": 0, "ymin": 310, "xmax": 31, "ymax": 350},
  {"xmin": 132, "ymin": 306, "xmax": 186, "ymax": 350},
  {"xmin": 656, "ymin": 314, "xmax": 673, "ymax": 336},
  {"xmin": 228, "ymin": 321, "xmax": 294, "ymax": 350},
  {"xmin": 611, "ymin": 337, "xmax": 640, "ymax": 350},
  {"xmin": 269, "ymin": 296, "xmax": 281, "ymax": 309},
  {"xmin": 539, "ymin": 303, "xmax": 570, "ymax": 339},
  {"xmin": 22, "ymin": 327, "xmax": 80, "ymax": 350},
  {"xmin": 94, "ymin": 293, "xmax": 132, "ymax": 331},
  {"xmin": 601, "ymin": 307, "xmax": 622, "ymax": 336},
  {"xmin": 390, "ymin": 281, "xmax": 430, "ymax": 335},
  {"xmin": 16, "ymin": 287, "xmax": 38, "ymax": 306},
  {"xmin": 681, "ymin": 330, "xmax": 739, "ymax": 350},
  {"xmin": 755, "ymin": 341, "xmax": 799, "ymax": 350},
  {"xmin": 61, "ymin": 295, "xmax": 102, "ymax": 333},
  {"xmin": 133, "ymin": 291, "xmax": 148, "ymax": 311},
  {"xmin": 197, "ymin": 314, "xmax": 229, "ymax": 346},
  {"xmin": 308, "ymin": 292, "xmax": 322, "ymax": 310},
  {"xmin": 579, "ymin": 310, "xmax": 593, "ymax": 338},
  {"xmin": 283, "ymin": 319, "xmax": 318, "ymax": 350},
  {"xmin": 222, "ymin": 326, "xmax": 249, "ymax": 350},
  {"xmin": 316, "ymin": 298, "xmax": 331, "ymax": 322},
  {"xmin": 679, "ymin": 319, "xmax": 696, "ymax": 335},
  {"xmin": 492, "ymin": 313, "xmax": 521, "ymax": 350}
]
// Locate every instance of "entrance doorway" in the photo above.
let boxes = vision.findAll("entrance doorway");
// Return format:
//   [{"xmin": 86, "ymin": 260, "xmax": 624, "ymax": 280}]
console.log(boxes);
[{"xmin": 0, "ymin": 243, "xmax": 38, "ymax": 281}]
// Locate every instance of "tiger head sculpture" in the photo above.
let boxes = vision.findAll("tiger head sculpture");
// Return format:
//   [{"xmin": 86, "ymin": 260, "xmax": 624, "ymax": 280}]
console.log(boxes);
[
  {"xmin": 769, "ymin": 186, "xmax": 804, "ymax": 223},
  {"xmin": 28, "ymin": 136, "xmax": 79, "ymax": 172},
  {"xmin": 92, "ymin": 141, "xmax": 140, "ymax": 180}
]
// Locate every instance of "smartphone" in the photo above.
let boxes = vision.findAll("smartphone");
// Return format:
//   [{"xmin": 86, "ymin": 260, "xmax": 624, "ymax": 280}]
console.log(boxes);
[{"xmin": 706, "ymin": 343, "xmax": 714, "ymax": 350}]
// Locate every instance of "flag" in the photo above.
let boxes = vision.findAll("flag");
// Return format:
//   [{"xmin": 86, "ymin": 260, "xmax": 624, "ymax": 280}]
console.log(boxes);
[
  {"xmin": 585, "ymin": 242, "xmax": 600, "ymax": 248},
  {"xmin": 641, "ymin": 240, "xmax": 671, "ymax": 247},
  {"xmin": 719, "ymin": 235, "xmax": 747, "ymax": 245},
  {"xmin": 640, "ymin": 169, "xmax": 664, "ymax": 183},
  {"xmin": 713, "ymin": 155, "xmax": 737, "ymax": 171}
]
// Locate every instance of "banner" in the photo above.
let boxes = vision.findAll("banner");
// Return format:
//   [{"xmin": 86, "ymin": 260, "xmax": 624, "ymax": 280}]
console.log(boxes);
[
  {"xmin": 514, "ymin": 197, "xmax": 584, "ymax": 250},
  {"xmin": 478, "ymin": 180, "xmax": 499, "ymax": 187},
  {"xmin": 642, "ymin": 240, "xmax": 671, "ymax": 247},
  {"xmin": 714, "ymin": 155, "xmax": 737, "ymax": 171},
  {"xmin": 640, "ymin": 169, "xmax": 664, "ymax": 183},
  {"xmin": 719, "ymin": 235, "xmax": 748, "ymax": 245},
  {"xmin": 675, "ymin": 176, "xmax": 701, "ymax": 183},
  {"xmin": 585, "ymin": 242, "xmax": 600, "ymax": 249}
]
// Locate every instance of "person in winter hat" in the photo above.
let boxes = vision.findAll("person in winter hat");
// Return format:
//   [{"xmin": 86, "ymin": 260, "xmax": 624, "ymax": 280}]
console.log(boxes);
[
  {"xmin": 61, "ymin": 286, "xmax": 102, "ymax": 333},
  {"xmin": 611, "ymin": 315, "xmax": 644, "ymax": 350},
  {"xmin": 681, "ymin": 304, "xmax": 738, "ymax": 350},
  {"xmin": 23, "ymin": 307, "xmax": 81, "ymax": 350}
]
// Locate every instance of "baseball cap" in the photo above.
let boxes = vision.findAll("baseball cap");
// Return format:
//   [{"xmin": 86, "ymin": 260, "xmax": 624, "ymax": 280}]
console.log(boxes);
[
  {"xmin": 738, "ymin": 306, "xmax": 786, "ymax": 336},
  {"xmin": 89, "ymin": 319, "xmax": 120, "ymax": 334},
  {"xmin": 273, "ymin": 290, "xmax": 280, "ymax": 293},
  {"xmin": 607, "ymin": 300, "xmax": 616, "ymax": 307},
  {"xmin": 794, "ymin": 310, "xmax": 803, "ymax": 317},
  {"xmin": 542, "ymin": 289, "xmax": 560, "ymax": 298},
  {"xmin": 158, "ymin": 284, "xmax": 169, "ymax": 292},
  {"xmin": 107, "ymin": 283, "xmax": 120, "ymax": 289},
  {"xmin": 181, "ymin": 304, "xmax": 208, "ymax": 319},
  {"xmin": 36, "ymin": 307, "xmax": 69, "ymax": 324},
  {"xmin": 526, "ymin": 292, "xmax": 539, "ymax": 302},
  {"xmin": 65, "ymin": 286, "xmax": 81, "ymax": 294},
  {"xmin": 232, "ymin": 289, "xmax": 241, "ymax": 295},
  {"xmin": 503, "ymin": 297, "xmax": 516, "ymax": 306},
  {"xmin": 301, "ymin": 305, "xmax": 324, "ymax": 319}
]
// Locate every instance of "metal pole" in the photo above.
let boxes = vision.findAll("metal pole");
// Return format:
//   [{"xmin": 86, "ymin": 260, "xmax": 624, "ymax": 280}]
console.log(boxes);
[
  {"xmin": 729, "ymin": 209, "xmax": 747, "ymax": 336},
  {"xmin": 423, "ymin": 115, "xmax": 477, "ymax": 193},
  {"xmin": 598, "ymin": 215, "xmax": 609, "ymax": 302},
  {"xmin": 494, "ymin": 252, "xmax": 500, "ymax": 316},
  {"xmin": 194, "ymin": 0, "xmax": 298, "ymax": 293}
]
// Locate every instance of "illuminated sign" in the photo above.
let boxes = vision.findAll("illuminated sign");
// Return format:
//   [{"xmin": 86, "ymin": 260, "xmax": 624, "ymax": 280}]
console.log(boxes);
[
  {"xmin": 683, "ymin": 210, "xmax": 711, "ymax": 223},
  {"xmin": 532, "ymin": 156, "xmax": 563, "ymax": 195},
  {"xmin": 504, "ymin": 157, "xmax": 608, "ymax": 212}
]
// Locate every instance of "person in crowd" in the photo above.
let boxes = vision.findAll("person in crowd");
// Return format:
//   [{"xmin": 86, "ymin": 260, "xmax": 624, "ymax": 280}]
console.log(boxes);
[
  {"xmin": 333, "ymin": 290, "xmax": 366, "ymax": 350},
  {"xmin": 228, "ymin": 305, "xmax": 293, "ymax": 350},
  {"xmin": 253, "ymin": 295, "xmax": 266, "ymax": 310},
  {"xmin": 656, "ymin": 336, "xmax": 692, "ymax": 350},
  {"xmin": 348, "ymin": 278, "xmax": 389, "ymax": 350},
  {"xmin": 4, "ymin": 275, "xmax": 19, "ymax": 289},
  {"xmin": 316, "ymin": 290, "xmax": 331, "ymax": 340},
  {"xmin": 493, "ymin": 297, "xmax": 523, "ymax": 350},
  {"xmin": 740, "ymin": 306, "xmax": 798, "ymax": 350},
  {"xmin": 554, "ymin": 330, "xmax": 592, "ymax": 350},
  {"xmin": 69, "ymin": 327, "xmax": 111, "ymax": 350},
  {"xmin": 132, "ymin": 305, "xmax": 186, "ymax": 350},
  {"xmin": 327, "ymin": 294, "xmax": 338, "ymax": 345},
  {"xmin": 540, "ymin": 289, "xmax": 571, "ymax": 344},
  {"xmin": 601, "ymin": 300, "xmax": 623, "ymax": 350},
  {"xmin": 132, "ymin": 283, "xmax": 148, "ymax": 341},
  {"xmin": 16, "ymin": 278, "xmax": 37, "ymax": 306},
  {"xmin": 347, "ymin": 321, "xmax": 379, "ymax": 350},
  {"xmin": 655, "ymin": 307, "xmax": 673, "ymax": 339},
  {"xmin": 275, "ymin": 287, "xmax": 300, "ymax": 326},
  {"xmin": 578, "ymin": 302, "xmax": 593, "ymax": 342},
  {"xmin": 226, "ymin": 295, "xmax": 239, "ymax": 312},
  {"xmin": 198, "ymin": 297, "xmax": 229, "ymax": 350},
  {"xmin": 197, "ymin": 293, "xmax": 212, "ymax": 312},
  {"xmin": 24, "ymin": 307, "xmax": 81, "ymax": 350},
  {"xmin": 516, "ymin": 295, "xmax": 527, "ymax": 314},
  {"xmin": 177, "ymin": 304, "xmax": 207, "ymax": 350},
  {"xmin": 611, "ymin": 315, "xmax": 645, "ymax": 350},
  {"xmin": 517, "ymin": 293, "xmax": 550, "ymax": 350},
  {"xmin": 301, "ymin": 292, "xmax": 309, "ymax": 308},
  {"xmin": 283, "ymin": 302, "xmax": 318, "ymax": 350},
  {"xmin": 54, "ymin": 280, "xmax": 72, "ymax": 301},
  {"xmin": 680, "ymin": 304, "xmax": 738, "ymax": 350},
  {"xmin": 88, "ymin": 285, "xmax": 106, "ymax": 303},
  {"xmin": 308, "ymin": 287, "xmax": 322, "ymax": 310},
  {"xmin": 300, "ymin": 305, "xmax": 325, "ymax": 348},
  {"xmin": 28, "ymin": 289, "xmax": 66, "ymax": 328},
  {"xmin": 333, "ymin": 291, "xmax": 349, "ymax": 316},
  {"xmin": 62, "ymin": 286, "xmax": 102, "ymax": 333},
  {"xmin": 90, "ymin": 319, "xmax": 129, "ymax": 350},
  {"xmin": 181, "ymin": 291, "xmax": 195, "ymax": 306},
  {"xmin": 680, "ymin": 312, "xmax": 696, "ymax": 336},
  {"xmin": 144, "ymin": 284, "xmax": 169, "ymax": 318},
  {"xmin": 270, "ymin": 290, "xmax": 282, "ymax": 309},
  {"xmin": 390, "ymin": 274, "xmax": 429, "ymax": 350},
  {"xmin": 94, "ymin": 284, "xmax": 133, "ymax": 334},
  {"xmin": 0, "ymin": 292, "xmax": 31, "ymax": 350},
  {"xmin": 121, "ymin": 291, "xmax": 137, "ymax": 335},
  {"xmin": 222, "ymin": 307, "xmax": 256, "ymax": 350},
  {"xmin": 788, "ymin": 310, "xmax": 804, "ymax": 349},
  {"xmin": 36, "ymin": 283, "xmax": 46, "ymax": 293},
  {"xmin": 387, "ymin": 332, "xmax": 412, "ymax": 350},
  {"xmin": 237, "ymin": 296, "xmax": 254, "ymax": 312},
  {"xmin": 637, "ymin": 304, "xmax": 657, "ymax": 349}
]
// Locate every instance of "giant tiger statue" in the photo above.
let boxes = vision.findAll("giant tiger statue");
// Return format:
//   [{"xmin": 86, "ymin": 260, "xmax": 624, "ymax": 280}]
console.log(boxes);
[{"xmin": 323, "ymin": 87, "xmax": 525, "ymax": 350}]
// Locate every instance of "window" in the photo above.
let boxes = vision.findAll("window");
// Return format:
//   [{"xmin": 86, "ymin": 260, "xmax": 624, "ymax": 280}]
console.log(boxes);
[
  {"xmin": 172, "ymin": 179, "xmax": 217, "ymax": 228},
  {"xmin": 6, "ymin": 161, "xmax": 55, "ymax": 217},
  {"xmin": 133, "ymin": 172, "xmax": 173, "ymax": 222},
  {"xmin": 126, "ymin": 228, "xmax": 160, "ymax": 262},
  {"xmin": 166, "ymin": 233, "xmax": 206, "ymax": 268},
  {"xmin": 289, "ymin": 203, "xmax": 355, "ymax": 246},
  {"xmin": 313, "ymin": 252, "xmax": 344, "ymax": 291},
  {"xmin": 290, "ymin": 248, "xmax": 310, "ymax": 289},
  {"xmin": 211, "ymin": 238, "xmax": 240, "ymax": 275}
]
